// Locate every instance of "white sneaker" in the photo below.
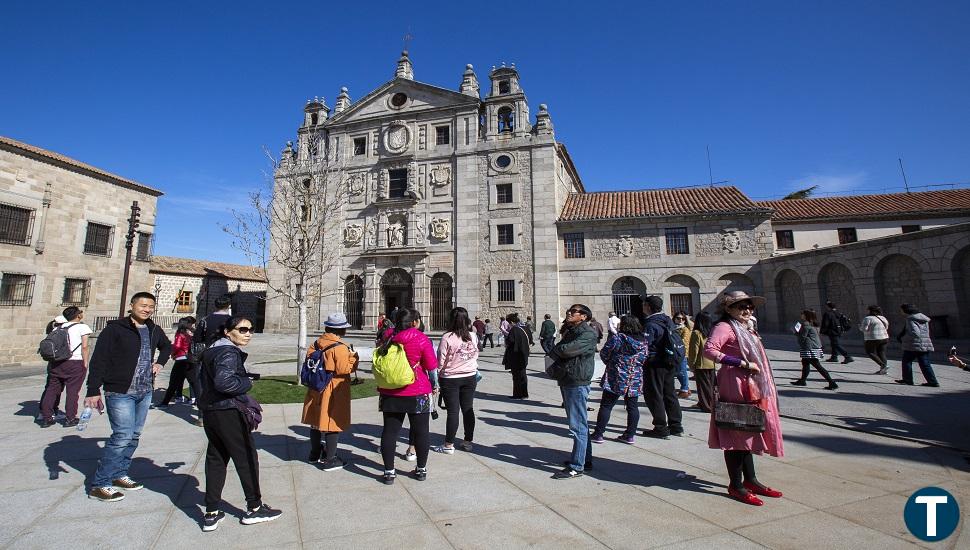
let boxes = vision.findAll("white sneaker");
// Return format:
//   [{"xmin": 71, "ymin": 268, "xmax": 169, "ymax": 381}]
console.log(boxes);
[
  {"xmin": 432, "ymin": 445, "xmax": 455, "ymax": 455},
  {"xmin": 404, "ymin": 450, "xmax": 417, "ymax": 461}
]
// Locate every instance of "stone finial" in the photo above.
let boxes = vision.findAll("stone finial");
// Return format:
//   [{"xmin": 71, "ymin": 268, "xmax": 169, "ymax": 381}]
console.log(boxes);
[
  {"xmin": 459, "ymin": 63, "xmax": 480, "ymax": 97},
  {"xmin": 534, "ymin": 103, "xmax": 554, "ymax": 136},
  {"xmin": 334, "ymin": 87, "xmax": 351, "ymax": 113},
  {"xmin": 395, "ymin": 50, "xmax": 414, "ymax": 80}
]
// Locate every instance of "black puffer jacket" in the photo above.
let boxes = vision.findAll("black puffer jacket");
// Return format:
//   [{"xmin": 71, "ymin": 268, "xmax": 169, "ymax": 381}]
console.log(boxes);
[{"xmin": 199, "ymin": 338, "xmax": 253, "ymax": 411}]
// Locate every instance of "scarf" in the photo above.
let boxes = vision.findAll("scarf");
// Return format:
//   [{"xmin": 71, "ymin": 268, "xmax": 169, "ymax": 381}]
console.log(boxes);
[{"xmin": 728, "ymin": 318, "xmax": 774, "ymax": 400}]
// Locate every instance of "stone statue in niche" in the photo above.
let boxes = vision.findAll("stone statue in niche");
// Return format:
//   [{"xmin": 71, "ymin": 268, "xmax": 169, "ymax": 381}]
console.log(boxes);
[
  {"xmin": 343, "ymin": 224, "xmax": 363, "ymax": 246},
  {"xmin": 387, "ymin": 220, "xmax": 406, "ymax": 247},
  {"xmin": 364, "ymin": 218, "xmax": 376, "ymax": 249},
  {"xmin": 378, "ymin": 170, "xmax": 388, "ymax": 200},
  {"xmin": 429, "ymin": 217, "xmax": 450, "ymax": 241},
  {"xmin": 722, "ymin": 229, "xmax": 741, "ymax": 254}
]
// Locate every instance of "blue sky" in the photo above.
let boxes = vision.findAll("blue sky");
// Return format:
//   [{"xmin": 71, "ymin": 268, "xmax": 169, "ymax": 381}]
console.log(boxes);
[{"xmin": 2, "ymin": 1, "xmax": 968, "ymax": 264}]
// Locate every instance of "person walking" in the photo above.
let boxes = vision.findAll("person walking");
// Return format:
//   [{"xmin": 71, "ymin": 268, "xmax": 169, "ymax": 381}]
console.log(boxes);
[
  {"xmin": 525, "ymin": 316, "xmax": 536, "ymax": 346},
  {"xmin": 703, "ymin": 291, "xmax": 784, "ymax": 506},
  {"xmin": 688, "ymin": 311, "xmax": 717, "ymax": 413},
  {"xmin": 158, "ymin": 317, "xmax": 203, "ymax": 419},
  {"xmin": 198, "ymin": 316, "xmax": 282, "ymax": 531},
  {"xmin": 895, "ymin": 304, "xmax": 939, "ymax": 387},
  {"xmin": 39, "ymin": 306, "xmax": 92, "ymax": 428},
  {"xmin": 640, "ymin": 295, "xmax": 684, "ymax": 439},
  {"xmin": 433, "ymin": 307, "xmax": 479, "ymax": 454},
  {"xmin": 539, "ymin": 314, "xmax": 557, "ymax": 354},
  {"xmin": 472, "ymin": 316, "xmax": 486, "ymax": 351},
  {"xmin": 591, "ymin": 315, "xmax": 646, "ymax": 444},
  {"xmin": 376, "ymin": 308, "xmax": 439, "ymax": 484},
  {"xmin": 791, "ymin": 310, "xmax": 838, "ymax": 390},
  {"xmin": 549, "ymin": 304, "xmax": 599, "ymax": 479},
  {"xmin": 673, "ymin": 312, "xmax": 692, "ymax": 399},
  {"xmin": 499, "ymin": 316, "xmax": 511, "ymax": 347},
  {"xmin": 85, "ymin": 292, "xmax": 172, "ymax": 502},
  {"xmin": 503, "ymin": 313, "xmax": 532, "ymax": 399},
  {"xmin": 303, "ymin": 313, "xmax": 359, "ymax": 470},
  {"xmin": 482, "ymin": 319, "xmax": 496, "ymax": 349},
  {"xmin": 38, "ymin": 314, "xmax": 68, "ymax": 422},
  {"xmin": 861, "ymin": 306, "xmax": 890, "ymax": 375},
  {"xmin": 194, "ymin": 295, "xmax": 233, "ymax": 350},
  {"xmin": 607, "ymin": 311, "xmax": 620, "ymax": 335},
  {"xmin": 820, "ymin": 302, "xmax": 853, "ymax": 364}
]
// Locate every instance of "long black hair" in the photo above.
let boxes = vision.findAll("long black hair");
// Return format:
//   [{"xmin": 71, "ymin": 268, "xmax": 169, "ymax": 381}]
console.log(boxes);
[
  {"xmin": 377, "ymin": 308, "xmax": 421, "ymax": 355},
  {"xmin": 617, "ymin": 315, "xmax": 643, "ymax": 336},
  {"xmin": 447, "ymin": 307, "xmax": 472, "ymax": 342},
  {"xmin": 176, "ymin": 316, "xmax": 196, "ymax": 335},
  {"xmin": 693, "ymin": 311, "xmax": 713, "ymax": 338}
]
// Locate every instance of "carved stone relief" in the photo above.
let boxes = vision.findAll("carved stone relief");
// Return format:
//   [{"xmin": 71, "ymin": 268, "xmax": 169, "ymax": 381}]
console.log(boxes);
[
  {"xmin": 347, "ymin": 172, "xmax": 366, "ymax": 196},
  {"xmin": 414, "ymin": 211, "xmax": 426, "ymax": 245},
  {"xmin": 343, "ymin": 223, "xmax": 363, "ymax": 246},
  {"xmin": 589, "ymin": 231, "xmax": 659, "ymax": 260},
  {"xmin": 429, "ymin": 165, "xmax": 451, "ymax": 187},
  {"xmin": 721, "ymin": 229, "xmax": 741, "ymax": 254},
  {"xmin": 429, "ymin": 217, "xmax": 450, "ymax": 241},
  {"xmin": 407, "ymin": 161, "xmax": 420, "ymax": 198},
  {"xmin": 383, "ymin": 121, "xmax": 411, "ymax": 154},
  {"xmin": 377, "ymin": 170, "xmax": 388, "ymax": 200},
  {"xmin": 386, "ymin": 218, "xmax": 406, "ymax": 247},
  {"xmin": 364, "ymin": 217, "xmax": 377, "ymax": 249}
]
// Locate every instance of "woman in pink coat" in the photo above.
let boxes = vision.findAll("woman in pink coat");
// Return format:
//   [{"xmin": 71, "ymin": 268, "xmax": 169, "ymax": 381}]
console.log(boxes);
[{"xmin": 703, "ymin": 291, "xmax": 784, "ymax": 506}]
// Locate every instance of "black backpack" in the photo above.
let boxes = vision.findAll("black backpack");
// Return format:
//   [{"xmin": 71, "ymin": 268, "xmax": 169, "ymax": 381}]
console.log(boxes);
[
  {"xmin": 656, "ymin": 323, "xmax": 686, "ymax": 369},
  {"xmin": 38, "ymin": 323, "xmax": 80, "ymax": 362},
  {"xmin": 838, "ymin": 313, "xmax": 852, "ymax": 333}
]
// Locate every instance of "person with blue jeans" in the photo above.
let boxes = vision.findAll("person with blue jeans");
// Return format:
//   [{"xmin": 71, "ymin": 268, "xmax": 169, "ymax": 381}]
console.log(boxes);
[
  {"xmin": 894, "ymin": 303, "xmax": 940, "ymax": 387},
  {"xmin": 673, "ymin": 312, "xmax": 692, "ymax": 399},
  {"xmin": 548, "ymin": 304, "xmax": 599, "ymax": 479},
  {"xmin": 84, "ymin": 292, "xmax": 171, "ymax": 502}
]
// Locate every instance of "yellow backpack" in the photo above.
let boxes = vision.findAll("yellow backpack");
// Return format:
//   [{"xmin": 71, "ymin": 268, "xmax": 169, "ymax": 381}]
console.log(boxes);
[{"xmin": 372, "ymin": 343, "xmax": 415, "ymax": 389}]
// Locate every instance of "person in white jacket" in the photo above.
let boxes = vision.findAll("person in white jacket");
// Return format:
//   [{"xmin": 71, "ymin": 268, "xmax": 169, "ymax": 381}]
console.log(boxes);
[{"xmin": 860, "ymin": 305, "xmax": 890, "ymax": 375}]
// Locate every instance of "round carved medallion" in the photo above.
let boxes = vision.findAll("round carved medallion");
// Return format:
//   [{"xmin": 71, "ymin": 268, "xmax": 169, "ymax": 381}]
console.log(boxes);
[{"xmin": 384, "ymin": 122, "xmax": 411, "ymax": 154}]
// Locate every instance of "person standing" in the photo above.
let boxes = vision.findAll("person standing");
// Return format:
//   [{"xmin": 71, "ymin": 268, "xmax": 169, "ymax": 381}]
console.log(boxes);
[
  {"xmin": 588, "ymin": 316, "xmax": 605, "ymax": 345},
  {"xmin": 791, "ymin": 310, "xmax": 838, "ymax": 390},
  {"xmin": 820, "ymin": 302, "xmax": 853, "ymax": 364},
  {"xmin": 158, "ymin": 317, "xmax": 202, "ymax": 414},
  {"xmin": 591, "ymin": 315, "xmax": 646, "ymax": 444},
  {"xmin": 607, "ymin": 311, "xmax": 620, "ymax": 335},
  {"xmin": 195, "ymin": 295, "xmax": 233, "ymax": 350},
  {"xmin": 434, "ymin": 307, "xmax": 479, "ymax": 454},
  {"xmin": 376, "ymin": 308, "xmax": 439, "ymax": 484},
  {"xmin": 861, "ymin": 306, "xmax": 890, "ymax": 375},
  {"xmin": 199, "ymin": 316, "xmax": 282, "ymax": 531},
  {"xmin": 472, "ymin": 316, "xmax": 486, "ymax": 351},
  {"xmin": 482, "ymin": 319, "xmax": 496, "ymax": 349},
  {"xmin": 85, "ymin": 292, "xmax": 172, "ymax": 502},
  {"xmin": 303, "ymin": 313, "xmax": 359, "ymax": 470},
  {"xmin": 688, "ymin": 312, "xmax": 717, "ymax": 413},
  {"xmin": 895, "ymin": 304, "xmax": 939, "ymax": 387},
  {"xmin": 39, "ymin": 306, "xmax": 92, "ymax": 427},
  {"xmin": 673, "ymin": 312, "xmax": 692, "ymax": 399},
  {"xmin": 503, "ymin": 313, "xmax": 532, "ymax": 399},
  {"xmin": 703, "ymin": 291, "xmax": 784, "ymax": 506},
  {"xmin": 499, "ymin": 316, "xmax": 511, "ymax": 347},
  {"xmin": 539, "ymin": 314, "xmax": 557, "ymax": 353},
  {"xmin": 640, "ymin": 296, "xmax": 684, "ymax": 439},
  {"xmin": 525, "ymin": 316, "xmax": 536, "ymax": 346},
  {"xmin": 549, "ymin": 304, "xmax": 599, "ymax": 479}
]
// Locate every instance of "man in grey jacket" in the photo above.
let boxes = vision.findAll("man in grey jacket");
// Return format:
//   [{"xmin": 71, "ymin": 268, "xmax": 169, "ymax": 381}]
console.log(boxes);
[{"xmin": 895, "ymin": 303, "xmax": 939, "ymax": 387}]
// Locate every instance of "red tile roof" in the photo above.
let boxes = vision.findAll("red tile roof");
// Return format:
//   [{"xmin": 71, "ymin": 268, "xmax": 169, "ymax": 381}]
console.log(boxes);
[
  {"xmin": 0, "ymin": 135, "xmax": 163, "ymax": 196},
  {"xmin": 151, "ymin": 256, "xmax": 266, "ymax": 282},
  {"xmin": 558, "ymin": 186, "xmax": 769, "ymax": 221},
  {"xmin": 758, "ymin": 189, "xmax": 970, "ymax": 223}
]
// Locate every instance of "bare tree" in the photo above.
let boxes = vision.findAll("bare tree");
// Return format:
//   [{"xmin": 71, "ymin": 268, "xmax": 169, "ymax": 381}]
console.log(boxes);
[{"xmin": 224, "ymin": 132, "xmax": 349, "ymax": 379}]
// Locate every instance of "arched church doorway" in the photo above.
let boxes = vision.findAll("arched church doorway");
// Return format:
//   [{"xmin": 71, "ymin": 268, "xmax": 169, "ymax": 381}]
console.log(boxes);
[
  {"xmin": 612, "ymin": 276, "xmax": 646, "ymax": 316},
  {"xmin": 381, "ymin": 268, "xmax": 413, "ymax": 316}
]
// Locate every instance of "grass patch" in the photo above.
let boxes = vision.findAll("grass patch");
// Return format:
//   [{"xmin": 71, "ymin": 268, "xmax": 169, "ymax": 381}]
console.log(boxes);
[{"xmin": 248, "ymin": 375, "xmax": 379, "ymax": 404}]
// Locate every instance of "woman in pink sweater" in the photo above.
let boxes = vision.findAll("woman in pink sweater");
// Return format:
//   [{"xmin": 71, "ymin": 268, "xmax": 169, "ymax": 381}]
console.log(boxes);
[
  {"xmin": 433, "ymin": 307, "xmax": 480, "ymax": 454},
  {"xmin": 703, "ymin": 291, "xmax": 784, "ymax": 507},
  {"xmin": 376, "ymin": 308, "xmax": 439, "ymax": 484}
]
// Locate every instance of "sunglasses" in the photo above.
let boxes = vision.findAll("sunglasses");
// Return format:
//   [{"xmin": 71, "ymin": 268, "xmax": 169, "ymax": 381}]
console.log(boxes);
[
  {"xmin": 233, "ymin": 326, "xmax": 254, "ymax": 334},
  {"xmin": 732, "ymin": 303, "xmax": 755, "ymax": 311}
]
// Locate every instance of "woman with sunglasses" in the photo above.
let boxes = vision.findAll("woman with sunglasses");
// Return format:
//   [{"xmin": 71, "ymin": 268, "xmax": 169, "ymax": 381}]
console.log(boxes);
[
  {"xmin": 673, "ymin": 311, "xmax": 692, "ymax": 399},
  {"xmin": 703, "ymin": 291, "xmax": 784, "ymax": 506},
  {"xmin": 198, "ymin": 317, "xmax": 281, "ymax": 531}
]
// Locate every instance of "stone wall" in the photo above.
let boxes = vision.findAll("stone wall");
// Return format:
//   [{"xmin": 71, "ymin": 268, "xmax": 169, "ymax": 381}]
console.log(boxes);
[{"xmin": 151, "ymin": 272, "xmax": 267, "ymax": 330}]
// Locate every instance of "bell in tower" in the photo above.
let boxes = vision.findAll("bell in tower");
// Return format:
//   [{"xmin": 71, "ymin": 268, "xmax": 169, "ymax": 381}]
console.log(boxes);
[{"xmin": 483, "ymin": 63, "xmax": 530, "ymax": 141}]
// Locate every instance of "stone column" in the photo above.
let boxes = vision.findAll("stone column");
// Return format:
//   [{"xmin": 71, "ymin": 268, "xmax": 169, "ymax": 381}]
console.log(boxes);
[{"xmin": 364, "ymin": 263, "xmax": 378, "ymax": 329}]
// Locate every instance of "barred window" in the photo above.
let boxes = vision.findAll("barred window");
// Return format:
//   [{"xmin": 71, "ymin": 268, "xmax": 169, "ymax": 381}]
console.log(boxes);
[
  {"xmin": 62, "ymin": 278, "xmax": 90, "ymax": 306},
  {"xmin": 389, "ymin": 169, "xmax": 408, "ymax": 198},
  {"xmin": 83, "ymin": 222, "xmax": 113, "ymax": 256},
  {"xmin": 496, "ymin": 183, "xmax": 513, "ymax": 204},
  {"xmin": 665, "ymin": 227, "xmax": 689, "ymax": 255},
  {"xmin": 0, "ymin": 203, "xmax": 34, "ymax": 245},
  {"xmin": 775, "ymin": 230, "xmax": 794, "ymax": 250},
  {"xmin": 497, "ymin": 224, "xmax": 514, "ymax": 245},
  {"xmin": 435, "ymin": 126, "xmax": 450, "ymax": 145},
  {"xmin": 353, "ymin": 137, "xmax": 366, "ymax": 156},
  {"xmin": 837, "ymin": 227, "xmax": 858, "ymax": 244},
  {"xmin": 136, "ymin": 232, "xmax": 153, "ymax": 261},
  {"xmin": 497, "ymin": 280, "xmax": 515, "ymax": 302},
  {"xmin": 0, "ymin": 273, "xmax": 35, "ymax": 306},
  {"xmin": 177, "ymin": 290, "xmax": 193, "ymax": 313},
  {"xmin": 563, "ymin": 232, "xmax": 585, "ymax": 258}
]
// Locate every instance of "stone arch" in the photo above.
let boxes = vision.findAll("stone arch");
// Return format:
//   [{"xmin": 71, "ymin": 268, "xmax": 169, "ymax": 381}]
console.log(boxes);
[
  {"xmin": 869, "ymin": 245, "xmax": 935, "ymax": 278},
  {"xmin": 611, "ymin": 276, "xmax": 646, "ymax": 316},
  {"xmin": 774, "ymin": 269, "xmax": 805, "ymax": 329},
  {"xmin": 875, "ymin": 254, "xmax": 928, "ymax": 332},
  {"xmin": 818, "ymin": 262, "xmax": 860, "ymax": 322},
  {"xmin": 380, "ymin": 268, "xmax": 413, "ymax": 314},
  {"xmin": 952, "ymin": 246, "xmax": 970, "ymax": 337},
  {"xmin": 717, "ymin": 272, "xmax": 756, "ymax": 295},
  {"xmin": 664, "ymin": 274, "xmax": 700, "ymax": 316},
  {"xmin": 429, "ymin": 272, "xmax": 454, "ymax": 331},
  {"xmin": 343, "ymin": 275, "xmax": 364, "ymax": 329}
]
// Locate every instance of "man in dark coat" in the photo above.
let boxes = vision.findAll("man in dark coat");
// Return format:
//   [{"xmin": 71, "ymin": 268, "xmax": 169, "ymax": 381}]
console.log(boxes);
[
  {"xmin": 640, "ymin": 295, "xmax": 683, "ymax": 439},
  {"xmin": 820, "ymin": 301, "xmax": 853, "ymax": 364},
  {"xmin": 549, "ymin": 304, "xmax": 598, "ymax": 479},
  {"xmin": 539, "ymin": 314, "xmax": 557, "ymax": 353},
  {"xmin": 503, "ymin": 313, "xmax": 531, "ymax": 398}
]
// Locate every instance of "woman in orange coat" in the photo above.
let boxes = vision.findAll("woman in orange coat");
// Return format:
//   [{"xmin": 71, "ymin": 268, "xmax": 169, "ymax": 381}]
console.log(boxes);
[{"xmin": 302, "ymin": 313, "xmax": 359, "ymax": 471}]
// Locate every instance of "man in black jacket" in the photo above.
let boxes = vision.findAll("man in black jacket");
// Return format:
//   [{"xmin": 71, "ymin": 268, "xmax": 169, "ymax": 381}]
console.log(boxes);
[
  {"xmin": 549, "ymin": 304, "xmax": 599, "ymax": 479},
  {"xmin": 640, "ymin": 295, "xmax": 683, "ymax": 439},
  {"xmin": 195, "ymin": 295, "xmax": 233, "ymax": 347},
  {"xmin": 84, "ymin": 292, "xmax": 171, "ymax": 502},
  {"xmin": 503, "ymin": 313, "xmax": 532, "ymax": 399},
  {"xmin": 820, "ymin": 301, "xmax": 853, "ymax": 364}
]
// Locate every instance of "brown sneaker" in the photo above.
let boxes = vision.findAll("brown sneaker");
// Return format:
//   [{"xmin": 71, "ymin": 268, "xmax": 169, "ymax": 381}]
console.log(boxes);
[
  {"xmin": 112, "ymin": 476, "xmax": 144, "ymax": 491},
  {"xmin": 89, "ymin": 487, "xmax": 125, "ymax": 502}
]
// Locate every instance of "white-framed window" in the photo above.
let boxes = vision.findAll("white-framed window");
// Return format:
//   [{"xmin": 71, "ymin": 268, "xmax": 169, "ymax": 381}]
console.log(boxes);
[
  {"xmin": 489, "ymin": 273, "xmax": 523, "ymax": 307},
  {"xmin": 353, "ymin": 137, "xmax": 367, "ymax": 156},
  {"xmin": 664, "ymin": 227, "xmax": 689, "ymax": 255},
  {"xmin": 489, "ymin": 217, "xmax": 522, "ymax": 251},
  {"xmin": 563, "ymin": 232, "xmax": 585, "ymax": 258},
  {"xmin": 435, "ymin": 126, "xmax": 450, "ymax": 146}
]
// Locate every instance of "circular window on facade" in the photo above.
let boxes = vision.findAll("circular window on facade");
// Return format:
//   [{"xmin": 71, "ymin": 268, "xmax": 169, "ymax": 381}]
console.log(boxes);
[
  {"xmin": 496, "ymin": 155, "xmax": 512, "ymax": 169},
  {"xmin": 390, "ymin": 92, "xmax": 408, "ymax": 108}
]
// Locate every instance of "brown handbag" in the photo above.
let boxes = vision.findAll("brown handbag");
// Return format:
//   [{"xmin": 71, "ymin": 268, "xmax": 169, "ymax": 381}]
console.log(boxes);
[{"xmin": 714, "ymin": 401, "xmax": 766, "ymax": 433}]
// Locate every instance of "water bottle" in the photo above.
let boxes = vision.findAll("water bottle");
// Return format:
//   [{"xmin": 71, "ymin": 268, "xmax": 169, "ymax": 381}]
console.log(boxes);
[{"xmin": 77, "ymin": 407, "xmax": 93, "ymax": 432}]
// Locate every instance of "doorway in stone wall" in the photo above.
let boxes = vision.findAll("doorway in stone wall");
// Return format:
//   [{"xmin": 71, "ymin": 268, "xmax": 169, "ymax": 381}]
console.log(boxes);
[{"xmin": 381, "ymin": 268, "xmax": 413, "ymax": 317}]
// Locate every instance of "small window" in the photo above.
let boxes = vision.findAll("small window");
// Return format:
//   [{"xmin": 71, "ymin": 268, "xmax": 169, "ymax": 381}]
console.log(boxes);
[
  {"xmin": 83, "ymin": 222, "xmax": 113, "ymax": 256},
  {"xmin": 0, "ymin": 273, "xmax": 34, "ymax": 306},
  {"xmin": 62, "ymin": 278, "xmax": 90, "ymax": 306},
  {"xmin": 495, "ymin": 155, "xmax": 512, "ymax": 169},
  {"xmin": 388, "ymin": 168, "xmax": 408, "ymax": 198},
  {"xmin": 497, "ymin": 107, "xmax": 515, "ymax": 133},
  {"xmin": 665, "ymin": 227, "xmax": 689, "ymax": 255},
  {"xmin": 563, "ymin": 232, "xmax": 585, "ymax": 259},
  {"xmin": 353, "ymin": 137, "xmax": 366, "ymax": 156},
  {"xmin": 310, "ymin": 113, "xmax": 319, "ymax": 126},
  {"xmin": 435, "ymin": 126, "xmax": 450, "ymax": 146},
  {"xmin": 497, "ymin": 279, "xmax": 515, "ymax": 302},
  {"xmin": 300, "ymin": 204, "xmax": 312, "ymax": 222},
  {"xmin": 391, "ymin": 92, "xmax": 408, "ymax": 107},
  {"xmin": 775, "ymin": 230, "xmax": 795, "ymax": 250},
  {"xmin": 496, "ymin": 183, "xmax": 513, "ymax": 204},
  {"xmin": 0, "ymin": 202, "xmax": 34, "ymax": 245},
  {"xmin": 497, "ymin": 224, "xmax": 515, "ymax": 245},
  {"xmin": 498, "ymin": 80, "xmax": 511, "ymax": 94},
  {"xmin": 177, "ymin": 290, "xmax": 194, "ymax": 313},
  {"xmin": 902, "ymin": 224, "xmax": 921, "ymax": 234},
  {"xmin": 837, "ymin": 227, "xmax": 858, "ymax": 244},
  {"xmin": 136, "ymin": 232, "xmax": 153, "ymax": 261}
]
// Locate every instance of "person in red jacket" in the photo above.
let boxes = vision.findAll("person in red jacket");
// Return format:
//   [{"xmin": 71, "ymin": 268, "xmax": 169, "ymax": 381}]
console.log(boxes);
[{"xmin": 157, "ymin": 317, "xmax": 203, "ymax": 425}]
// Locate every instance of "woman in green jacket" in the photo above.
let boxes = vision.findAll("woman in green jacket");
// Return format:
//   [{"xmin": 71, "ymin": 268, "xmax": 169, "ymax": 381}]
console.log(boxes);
[{"xmin": 687, "ymin": 312, "xmax": 716, "ymax": 412}]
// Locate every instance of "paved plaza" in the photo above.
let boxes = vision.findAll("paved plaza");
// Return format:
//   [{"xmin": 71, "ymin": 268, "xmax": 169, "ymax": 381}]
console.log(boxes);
[{"xmin": 1, "ymin": 335, "xmax": 968, "ymax": 549}]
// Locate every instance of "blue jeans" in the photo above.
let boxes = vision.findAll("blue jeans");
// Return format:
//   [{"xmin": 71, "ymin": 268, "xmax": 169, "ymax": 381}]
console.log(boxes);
[
  {"xmin": 677, "ymin": 358, "xmax": 689, "ymax": 392},
  {"xmin": 560, "ymin": 385, "xmax": 593, "ymax": 472},
  {"xmin": 901, "ymin": 350, "xmax": 939, "ymax": 385},
  {"xmin": 92, "ymin": 390, "xmax": 152, "ymax": 487}
]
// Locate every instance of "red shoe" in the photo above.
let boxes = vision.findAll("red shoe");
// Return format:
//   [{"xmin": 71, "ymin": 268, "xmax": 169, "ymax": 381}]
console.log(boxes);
[
  {"xmin": 744, "ymin": 481, "xmax": 783, "ymax": 498},
  {"xmin": 728, "ymin": 485, "xmax": 764, "ymax": 506}
]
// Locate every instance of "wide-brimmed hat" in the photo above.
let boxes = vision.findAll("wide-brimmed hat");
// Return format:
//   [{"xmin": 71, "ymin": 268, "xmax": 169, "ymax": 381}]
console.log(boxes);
[
  {"xmin": 54, "ymin": 315, "xmax": 68, "ymax": 324},
  {"xmin": 718, "ymin": 290, "xmax": 766, "ymax": 311},
  {"xmin": 324, "ymin": 313, "xmax": 352, "ymax": 329}
]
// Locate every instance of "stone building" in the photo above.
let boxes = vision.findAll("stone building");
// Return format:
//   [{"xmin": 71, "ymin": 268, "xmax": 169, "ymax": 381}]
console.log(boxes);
[
  {"xmin": 0, "ymin": 136, "xmax": 161, "ymax": 366},
  {"xmin": 150, "ymin": 256, "xmax": 267, "ymax": 331}
]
